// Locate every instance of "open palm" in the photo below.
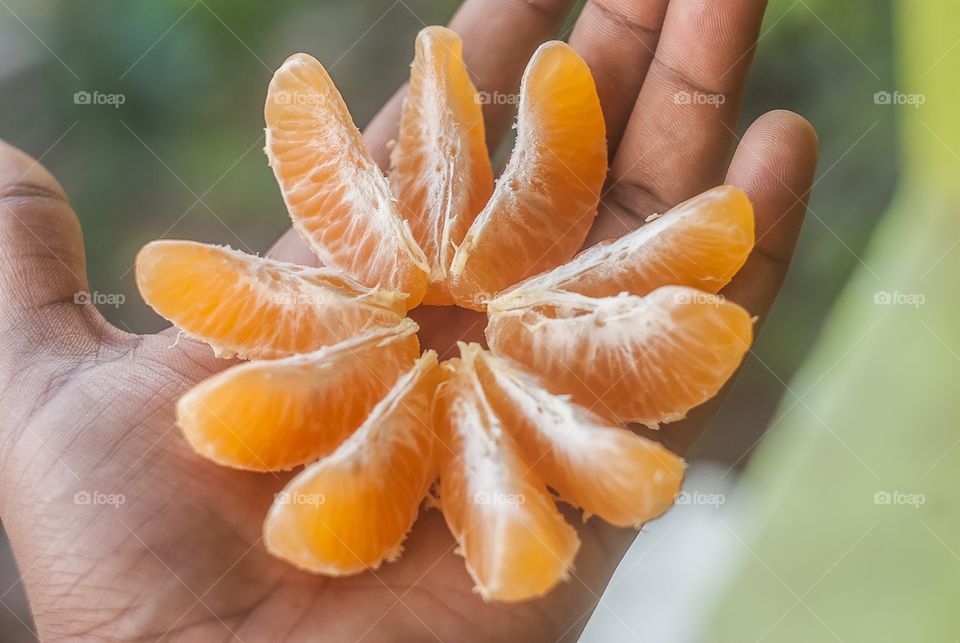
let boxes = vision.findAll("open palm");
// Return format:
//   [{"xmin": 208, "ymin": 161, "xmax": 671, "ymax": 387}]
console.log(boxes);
[{"xmin": 0, "ymin": 0, "xmax": 818, "ymax": 640}]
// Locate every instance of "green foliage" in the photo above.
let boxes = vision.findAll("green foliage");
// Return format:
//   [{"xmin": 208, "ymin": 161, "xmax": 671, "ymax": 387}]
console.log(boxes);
[{"xmin": 709, "ymin": 0, "xmax": 960, "ymax": 639}]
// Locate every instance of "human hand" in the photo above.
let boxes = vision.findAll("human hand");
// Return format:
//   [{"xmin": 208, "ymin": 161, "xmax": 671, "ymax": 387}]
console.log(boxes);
[{"xmin": 0, "ymin": 0, "xmax": 817, "ymax": 640}]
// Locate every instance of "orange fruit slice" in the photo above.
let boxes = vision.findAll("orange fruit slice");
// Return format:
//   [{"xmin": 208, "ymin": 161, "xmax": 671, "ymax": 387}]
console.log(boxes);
[
  {"xmin": 136, "ymin": 240, "xmax": 406, "ymax": 359},
  {"xmin": 177, "ymin": 319, "xmax": 420, "ymax": 471},
  {"xmin": 265, "ymin": 53, "xmax": 430, "ymax": 307},
  {"xmin": 435, "ymin": 353, "xmax": 580, "ymax": 602},
  {"xmin": 447, "ymin": 41, "xmax": 607, "ymax": 310},
  {"xmin": 389, "ymin": 26, "xmax": 493, "ymax": 305},
  {"xmin": 486, "ymin": 287, "xmax": 753, "ymax": 426},
  {"xmin": 463, "ymin": 344, "xmax": 686, "ymax": 527},
  {"xmin": 504, "ymin": 185, "xmax": 755, "ymax": 299},
  {"xmin": 263, "ymin": 351, "xmax": 441, "ymax": 574}
]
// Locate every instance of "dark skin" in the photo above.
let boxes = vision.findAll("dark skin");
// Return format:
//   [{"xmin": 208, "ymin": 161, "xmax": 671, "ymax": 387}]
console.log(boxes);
[{"xmin": 0, "ymin": 0, "xmax": 817, "ymax": 640}]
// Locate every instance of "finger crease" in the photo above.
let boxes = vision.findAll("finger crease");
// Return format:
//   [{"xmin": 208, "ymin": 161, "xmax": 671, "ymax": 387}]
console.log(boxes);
[
  {"xmin": 521, "ymin": 0, "xmax": 571, "ymax": 20},
  {"xmin": 588, "ymin": 0, "xmax": 663, "ymax": 38},
  {"xmin": 0, "ymin": 182, "xmax": 68, "ymax": 207},
  {"xmin": 649, "ymin": 56, "xmax": 734, "ymax": 102},
  {"xmin": 602, "ymin": 179, "xmax": 671, "ymax": 223}
]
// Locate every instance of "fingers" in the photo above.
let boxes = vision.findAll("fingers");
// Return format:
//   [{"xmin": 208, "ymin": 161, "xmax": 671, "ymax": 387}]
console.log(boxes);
[
  {"xmin": 642, "ymin": 110, "xmax": 818, "ymax": 456},
  {"xmin": 568, "ymin": 0, "xmax": 670, "ymax": 155},
  {"xmin": 0, "ymin": 140, "xmax": 88, "ymax": 314},
  {"xmin": 721, "ymin": 110, "xmax": 819, "ymax": 323},
  {"xmin": 594, "ymin": 0, "xmax": 767, "ymax": 242},
  {"xmin": 363, "ymin": 0, "xmax": 574, "ymax": 167}
]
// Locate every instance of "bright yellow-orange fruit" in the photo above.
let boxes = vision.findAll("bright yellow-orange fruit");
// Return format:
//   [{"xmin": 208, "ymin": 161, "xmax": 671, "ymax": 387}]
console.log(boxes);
[
  {"xmin": 435, "ymin": 354, "xmax": 580, "ymax": 602},
  {"xmin": 176, "ymin": 320, "xmax": 420, "ymax": 471},
  {"xmin": 464, "ymin": 344, "xmax": 686, "ymax": 527},
  {"xmin": 138, "ymin": 22, "xmax": 764, "ymax": 603},
  {"xmin": 390, "ymin": 26, "xmax": 493, "ymax": 305},
  {"xmin": 486, "ymin": 287, "xmax": 753, "ymax": 426},
  {"xmin": 504, "ymin": 185, "xmax": 755, "ymax": 299},
  {"xmin": 136, "ymin": 240, "xmax": 406, "ymax": 359},
  {"xmin": 263, "ymin": 352, "xmax": 441, "ymax": 574},
  {"xmin": 447, "ymin": 41, "xmax": 607, "ymax": 310},
  {"xmin": 265, "ymin": 53, "xmax": 430, "ymax": 307}
]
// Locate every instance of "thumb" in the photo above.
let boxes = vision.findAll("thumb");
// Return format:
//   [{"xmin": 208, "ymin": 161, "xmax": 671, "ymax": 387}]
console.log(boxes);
[{"xmin": 0, "ymin": 139, "xmax": 103, "ymax": 344}]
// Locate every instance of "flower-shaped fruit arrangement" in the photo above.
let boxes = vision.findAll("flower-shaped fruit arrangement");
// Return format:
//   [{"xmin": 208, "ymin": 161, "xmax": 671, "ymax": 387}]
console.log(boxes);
[{"xmin": 135, "ymin": 26, "xmax": 755, "ymax": 601}]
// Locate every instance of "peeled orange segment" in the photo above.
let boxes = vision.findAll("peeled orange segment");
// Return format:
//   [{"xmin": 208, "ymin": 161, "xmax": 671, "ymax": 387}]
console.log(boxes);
[
  {"xmin": 504, "ymin": 186, "xmax": 755, "ymax": 299},
  {"xmin": 389, "ymin": 27, "xmax": 494, "ymax": 306},
  {"xmin": 435, "ymin": 356, "xmax": 580, "ymax": 602},
  {"xmin": 263, "ymin": 352, "xmax": 441, "ymax": 574},
  {"xmin": 462, "ymin": 345, "xmax": 686, "ymax": 528},
  {"xmin": 136, "ymin": 240, "xmax": 406, "ymax": 359},
  {"xmin": 447, "ymin": 41, "xmax": 607, "ymax": 310},
  {"xmin": 176, "ymin": 320, "xmax": 420, "ymax": 472},
  {"xmin": 265, "ymin": 53, "xmax": 430, "ymax": 307},
  {"xmin": 486, "ymin": 287, "xmax": 753, "ymax": 427}
]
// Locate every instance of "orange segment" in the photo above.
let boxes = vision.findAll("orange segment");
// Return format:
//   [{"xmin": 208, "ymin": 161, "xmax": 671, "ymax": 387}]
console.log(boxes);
[
  {"xmin": 435, "ymin": 355, "xmax": 580, "ymax": 602},
  {"xmin": 464, "ymin": 345, "xmax": 686, "ymax": 527},
  {"xmin": 447, "ymin": 41, "xmax": 607, "ymax": 310},
  {"xmin": 265, "ymin": 53, "xmax": 429, "ymax": 307},
  {"xmin": 136, "ymin": 240, "xmax": 405, "ymax": 359},
  {"xmin": 390, "ymin": 27, "xmax": 494, "ymax": 305},
  {"xmin": 176, "ymin": 320, "xmax": 420, "ymax": 472},
  {"xmin": 263, "ymin": 352, "xmax": 441, "ymax": 574},
  {"xmin": 505, "ymin": 185, "xmax": 755, "ymax": 299},
  {"xmin": 486, "ymin": 287, "xmax": 753, "ymax": 426}
]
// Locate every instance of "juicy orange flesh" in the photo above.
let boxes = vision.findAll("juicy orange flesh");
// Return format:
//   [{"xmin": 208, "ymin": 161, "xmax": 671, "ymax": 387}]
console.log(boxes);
[
  {"xmin": 466, "ymin": 345, "xmax": 686, "ymax": 527},
  {"xmin": 177, "ymin": 321, "xmax": 420, "ymax": 471},
  {"xmin": 264, "ymin": 353, "xmax": 441, "ymax": 574},
  {"xmin": 486, "ymin": 287, "xmax": 753, "ymax": 426},
  {"xmin": 136, "ymin": 240, "xmax": 406, "ymax": 359},
  {"xmin": 505, "ymin": 185, "xmax": 755, "ymax": 299},
  {"xmin": 140, "ymin": 21, "xmax": 768, "ymax": 600},
  {"xmin": 390, "ymin": 26, "xmax": 493, "ymax": 305},
  {"xmin": 447, "ymin": 42, "xmax": 607, "ymax": 310},
  {"xmin": 266, "ymin": 53, "xmax": 429, "ymax": 307},
  {"xmin": 435, "ymin": 357, "xmax": 580, "ymax": 602}
]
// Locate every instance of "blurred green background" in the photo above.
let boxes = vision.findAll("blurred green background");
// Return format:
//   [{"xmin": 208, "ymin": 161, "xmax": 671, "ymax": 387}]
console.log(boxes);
[{"xmin": 0, "ymin": 0, "xmax": 922, "ymax": 640}]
